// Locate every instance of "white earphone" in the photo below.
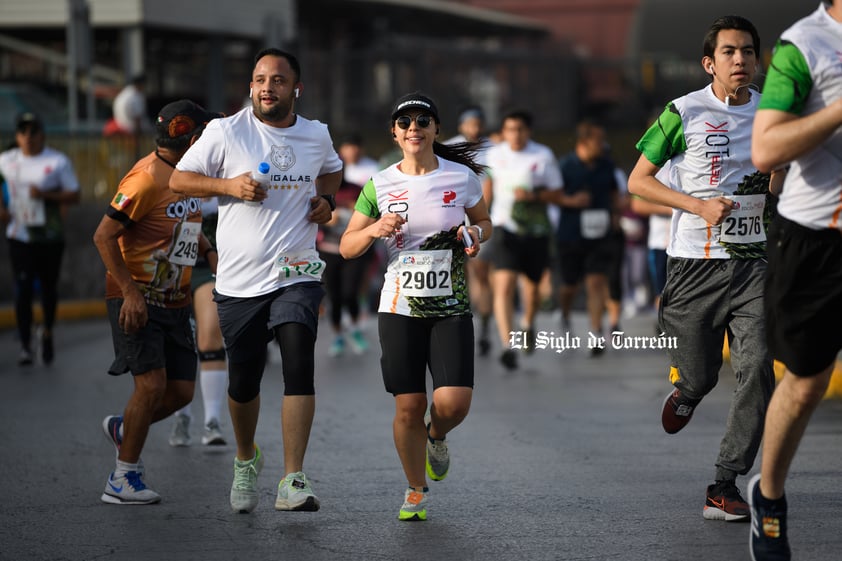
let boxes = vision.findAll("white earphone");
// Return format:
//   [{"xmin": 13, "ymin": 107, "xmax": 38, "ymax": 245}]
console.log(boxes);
[
  {"xmin": 249, "ymin": 87, "xmax": 253, "ymax": 97},
  {"xmin": 708, "ymin": 65, "xmax": 715, "ymax": 74},
  {"xmin": 294, "ymin": 88, "xmax": 300, "ymax": 98}
]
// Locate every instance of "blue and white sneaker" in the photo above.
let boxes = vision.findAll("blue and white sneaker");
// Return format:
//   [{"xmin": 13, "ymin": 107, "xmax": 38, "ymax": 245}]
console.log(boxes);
[
  {"xmin": 101, "ymin": 471, "xmax": 161, "ymax": 505},
  {"xmin": 349, "ymin": 329, "xmax": 369, "ymax": 354},
  {"xmin": 102, "ymin": 415, "xmax": 144, "ymax": 475}
]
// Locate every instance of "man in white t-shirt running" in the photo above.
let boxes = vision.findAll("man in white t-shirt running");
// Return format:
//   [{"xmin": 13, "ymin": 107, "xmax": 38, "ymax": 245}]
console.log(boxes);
[
  {"xmin": 171, "ymin": 48, "xmax": 343, "ymax": 515},
  {"xmin": 629, "ymin": 16, "xmax": 781, "ymax": 523},
  {"xmin": 483, "ymin": 110, "xmax": 565, "ymax": 370}
]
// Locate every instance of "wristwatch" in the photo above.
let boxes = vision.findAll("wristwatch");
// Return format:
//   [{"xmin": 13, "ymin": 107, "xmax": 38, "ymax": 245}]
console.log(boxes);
[
  {"xmin": 321, "ymin": 194, "xmax": 336, "ymax": 211},
  {"xmin": 473, "ymin": 224, "xmax": 484, "ymax": 242}
]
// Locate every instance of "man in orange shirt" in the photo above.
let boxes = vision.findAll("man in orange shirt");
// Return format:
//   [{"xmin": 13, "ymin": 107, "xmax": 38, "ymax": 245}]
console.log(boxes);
[{"xmin": 93, "ymin": 99, "xmax": 220, "ymax": 504}]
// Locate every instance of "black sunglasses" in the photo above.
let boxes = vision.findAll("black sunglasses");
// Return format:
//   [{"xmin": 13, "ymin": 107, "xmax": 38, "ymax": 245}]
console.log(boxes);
[{"xmin": 395, "ymin": 114, "xmax": 435, "ymax": 129}]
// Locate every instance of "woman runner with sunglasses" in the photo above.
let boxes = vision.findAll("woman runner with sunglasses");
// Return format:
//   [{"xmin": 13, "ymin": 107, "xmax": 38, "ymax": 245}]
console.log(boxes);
[{"xmin": 340, "ymin": 92, "xmax": 492, "ymax": 520}]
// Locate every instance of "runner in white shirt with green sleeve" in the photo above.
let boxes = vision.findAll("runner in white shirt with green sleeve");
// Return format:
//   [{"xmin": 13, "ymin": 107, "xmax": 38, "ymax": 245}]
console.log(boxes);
[
  {"xmin": 628, "ymin": 15, "xmax": 777, "ymax": 523},
  {"xmin": 748, "ymin": 3, "xmax": 842, "ymax": 559},
  {"xmin": 340, "ymin": 92, "xmax": 491, "ymax": 522}
]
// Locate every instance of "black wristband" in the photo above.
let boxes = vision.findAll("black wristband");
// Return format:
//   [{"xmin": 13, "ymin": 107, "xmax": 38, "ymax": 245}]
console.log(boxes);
[{"xmin": 321, "ymin": 194, "xmax": 337, "ymax": 211}]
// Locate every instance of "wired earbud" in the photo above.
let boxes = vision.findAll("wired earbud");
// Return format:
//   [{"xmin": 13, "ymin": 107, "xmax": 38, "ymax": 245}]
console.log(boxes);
[
  {"xmin": 249, "ymin": 87, "xmax": 253, "ymax": 97},
  {"xmin": 294, "ymin": 88, "xmax": 300, "ymax": 98},
  {"xmin": 708, "ymin": 65, "xmax": 715, "ymax": 75}
]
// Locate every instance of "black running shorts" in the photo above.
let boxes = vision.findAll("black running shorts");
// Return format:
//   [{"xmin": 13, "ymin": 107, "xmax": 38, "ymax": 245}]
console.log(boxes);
[
  {"xmin": 378, "ymin": 313, "xmax": 475, "ymax": 395},
  {"xmin": 765, "ymin": 215, "xmax": 842, "ymax": 377},
  {"xmin": 106, "ymin": 299, "xmax": 197, "ymax": 380},
  {"xmin": 488, "ymin": 228, "xmax": 549, "ymax": 283},
  {"xmin": 214, "ymin": 282, "xmax": 324, "ymax": 364}
]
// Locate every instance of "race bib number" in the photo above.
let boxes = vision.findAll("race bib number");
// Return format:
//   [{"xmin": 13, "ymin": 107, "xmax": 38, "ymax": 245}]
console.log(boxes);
[
  {"xmin": 397, "ymin": 249, "xmax": 453, "ymax": 297},
  {"xmin": 719, "ymin": 194, "xmax": 766, "ymax": 244},
  {"xmin": 11, "ymin": 189, "xmax": 45, "ymax": 226},
  {"xmin": 274, "ymin": 249, "xmax": 326, "ymax": 281},
  {"xmin": 581, "ymin": 209, "xmax": 610, "ymax": 239},
  {"xmin": 168, "ymin": 222, "xmax": 201, "ymax": 266}
]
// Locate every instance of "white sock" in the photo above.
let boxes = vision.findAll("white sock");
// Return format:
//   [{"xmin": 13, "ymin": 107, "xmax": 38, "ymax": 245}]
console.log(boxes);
[
  {"xmin": 115, "ymin": 459, "xmax": 140, "ymax": 477},
  {"xmin": 200, "ymin": 368, "xmax": 228, "ymax": 425},
  {"xmin": 175, "ymin": 402, "xmax": 192, "ymax": 418}
]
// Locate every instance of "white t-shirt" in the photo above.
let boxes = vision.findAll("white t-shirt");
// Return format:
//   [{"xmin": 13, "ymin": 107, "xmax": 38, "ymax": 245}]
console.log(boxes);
[
  {"xmin": 637, "ymin": 86, "xmax": 761, "ymax": 259},
  {"xmin": 112, "ymin": 85, "xmax": 147, "ymax": 133},
  {"xmin": 485, "ymin": 140, "xmax": 563, "ymax": 235},
  {"xmin": 0, "ymin": 147, "xmax": 79, "ymax": 242},
  {"xmin": 648, "ymin": 163, "xmax": 673, "ymax": 251},
  {"xmin": 176, "ymin": 108, "xmax": 343, "ymax": 297},
  {"xmin": 355, "ymin": 156, "xmax": 483, "ymax": 317},
  {"xmin": 342, "ymin": 156, "xmax": 379, "ymax": 188},
  {"xmin": 770, "ymin": 3, "xmax": 842, "ymax": 230}
]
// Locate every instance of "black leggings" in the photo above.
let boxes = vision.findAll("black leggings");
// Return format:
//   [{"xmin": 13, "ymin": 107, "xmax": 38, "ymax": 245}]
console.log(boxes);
[
  {"xmin": 321, "ymin": 249, "xmax": 372, "ymax": 329},
  {"xmin": 8, "ymin": 239, "xmax": 64, "ymax": 348}
]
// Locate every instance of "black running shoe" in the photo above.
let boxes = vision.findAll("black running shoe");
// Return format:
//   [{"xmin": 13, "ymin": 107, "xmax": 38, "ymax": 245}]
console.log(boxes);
[
  {"xmin": 703, "ymin": 479, "xmax": 750, "ymax": 522},
  {"xmin": 748, "ymin": 474, "xmax": 790, "ymax": 560},
  {"xmin": 478, "ymin": 337, "xmax": 491, "ymax": 357},
  {"xmin": 524, "ymin": 327, "xmax": 536, "ymax": 355},
  {"xmin": 500, "ymin": 349, "xmax": 518, "ymax": 370}
]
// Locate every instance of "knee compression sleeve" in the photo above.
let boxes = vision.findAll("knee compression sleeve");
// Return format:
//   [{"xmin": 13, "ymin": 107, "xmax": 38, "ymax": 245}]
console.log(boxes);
[
  {"xmin": 198, "ymin": 348, "xmax": 226, "ymax": 362},
  {"xmin": 227, "ymin": 353, "xmax": 265, "ymax": 403},
  {"xmin": 274, "ymin": 323, "xmax": 316, "ymax": 395}
]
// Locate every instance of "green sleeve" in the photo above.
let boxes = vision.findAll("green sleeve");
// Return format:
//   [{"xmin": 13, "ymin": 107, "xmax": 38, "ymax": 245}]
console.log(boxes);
[
  {"xmin": 354, "ymin": 178, "xmax": 380, "ymax": 219},
  {"xmin": 758, "ymin": 40, "xmax": 812, "ymax": 115},
  {"xmin": 635, "ymin": 102, "xmax": 687, "ymax": 167}
]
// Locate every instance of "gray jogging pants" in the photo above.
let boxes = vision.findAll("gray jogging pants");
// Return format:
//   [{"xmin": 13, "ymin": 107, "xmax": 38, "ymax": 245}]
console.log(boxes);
[{"xmin": 660, "ymin": 257, "xmax": 774, "ymax": 481}]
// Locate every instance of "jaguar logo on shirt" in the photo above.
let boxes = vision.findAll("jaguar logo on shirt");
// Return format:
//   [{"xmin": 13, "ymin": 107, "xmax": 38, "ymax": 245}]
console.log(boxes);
[{"xmin": 271, "ymin": 143, "xmax": 296, "ymax": 171}]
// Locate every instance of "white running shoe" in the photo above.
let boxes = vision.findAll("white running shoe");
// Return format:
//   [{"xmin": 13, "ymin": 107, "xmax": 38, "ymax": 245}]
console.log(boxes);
[
  {"xmin": 230, "ymin": 445, "xmax": 263, "ymax": 513},
  {"xmin": 202, "ymin": 418, "xmax": 226, "ymax": 446},
  {"xmin": 275, "ymin": 471, "xmax": 320, "ymax": 511},
  {"xmin": 168, "ymin": 413, "xmax": 192, "ymax": 447},
  {"xmin": 101, "ymin": 471, "xmax": 161, "ymax": 505}
]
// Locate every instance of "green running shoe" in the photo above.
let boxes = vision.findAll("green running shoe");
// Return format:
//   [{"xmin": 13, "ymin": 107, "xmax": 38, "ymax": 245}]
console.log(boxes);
[{"xmin": 230, "ymin": 444, "xmax": 263, "ymax": 513}]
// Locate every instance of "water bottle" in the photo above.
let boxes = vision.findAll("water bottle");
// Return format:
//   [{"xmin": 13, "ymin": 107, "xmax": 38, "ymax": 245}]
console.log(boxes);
[{"xmin": 246, "ymin": 162, "xmax": 271, "ymax": 206}]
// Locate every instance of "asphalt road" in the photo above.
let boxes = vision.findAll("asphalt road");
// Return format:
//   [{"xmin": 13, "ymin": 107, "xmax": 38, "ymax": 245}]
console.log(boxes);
[{"xmin": 1, "ymin": 310, "xmax": 840, "ymax": 561}]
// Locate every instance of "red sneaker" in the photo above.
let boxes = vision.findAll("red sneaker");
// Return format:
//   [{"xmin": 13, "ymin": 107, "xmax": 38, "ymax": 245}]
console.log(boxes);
[{"xmin": 661, "ymin": 388, "xmax": 700, "ymax": 434}]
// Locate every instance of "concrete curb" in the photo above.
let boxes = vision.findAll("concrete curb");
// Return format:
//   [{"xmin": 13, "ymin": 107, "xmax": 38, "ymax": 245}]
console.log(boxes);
[
  {"xmin": 722, "ymin": 337, "xmax": 842, "ymax": 399},
  {"xmin": 0, "ymin": 299, "xmax": 107, "ymax": 330}
]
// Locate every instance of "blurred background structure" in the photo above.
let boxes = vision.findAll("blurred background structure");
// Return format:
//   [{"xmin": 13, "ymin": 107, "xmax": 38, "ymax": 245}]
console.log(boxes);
[{"xmin": 0, "ymin": 0, "xmax": 818, "ymax": 304}]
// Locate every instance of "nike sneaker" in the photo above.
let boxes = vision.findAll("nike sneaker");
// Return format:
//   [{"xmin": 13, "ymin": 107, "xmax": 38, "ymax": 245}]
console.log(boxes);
[{"xmin": 703, "ymin": 479, "xmax": 750, "ymax": 522}]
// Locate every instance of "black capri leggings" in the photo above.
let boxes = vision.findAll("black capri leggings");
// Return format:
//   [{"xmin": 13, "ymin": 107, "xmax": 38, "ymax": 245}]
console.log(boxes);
[
  {"xmin": 321, "ymin": 249, "xmax": 373, "ymax": 328},
  {"xmin": 8, "ymin": 239, "xmax": 64, "ymax": 348}
]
